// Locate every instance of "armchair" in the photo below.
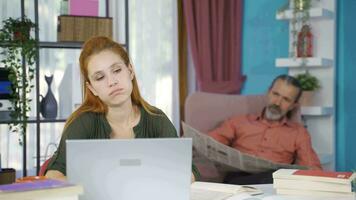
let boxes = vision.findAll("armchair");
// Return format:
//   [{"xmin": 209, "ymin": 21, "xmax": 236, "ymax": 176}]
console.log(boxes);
[{"xmin": 184, "ymin": 92, "xmax": 301, "ymax": 182}]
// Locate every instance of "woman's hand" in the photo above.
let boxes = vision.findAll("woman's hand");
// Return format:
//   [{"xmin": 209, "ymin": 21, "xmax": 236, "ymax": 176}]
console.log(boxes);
[
  {"xmin": 45, "ymin": 170, "xmax": 67, "ymax": 181},
  {"xmin": 191, "ymin": 173, "xmax": 196, "ymax": 183}
]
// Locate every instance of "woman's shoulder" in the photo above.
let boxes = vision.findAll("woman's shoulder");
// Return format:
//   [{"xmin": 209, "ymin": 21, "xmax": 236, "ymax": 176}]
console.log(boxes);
[
  {"xmin": 139, "ymin": 105, "xmax": 177, "ymax": 137},
  {"xmin": 64, "ymin": 112, "xmax": 105, "ymax": 136},
  {"xmin": 69, "ymin": 111, "xmax": 104, "ymax": 125},
  {"xmin": 141, "ymin": 106, "xmax": 167, "ymax": 119},
  {"xmin": 76, "ymin": 111, "xmax": 103, "ymax": 120}
]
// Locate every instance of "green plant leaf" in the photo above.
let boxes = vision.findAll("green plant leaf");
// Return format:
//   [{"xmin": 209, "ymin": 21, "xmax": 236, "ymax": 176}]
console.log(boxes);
[
  {"xmin": 295, "ymin": 72, "xmax": 321, "ymax": 91},
  {"xmin": 0, "ymin": 15, "xmax": 37, "ymax": 143}
]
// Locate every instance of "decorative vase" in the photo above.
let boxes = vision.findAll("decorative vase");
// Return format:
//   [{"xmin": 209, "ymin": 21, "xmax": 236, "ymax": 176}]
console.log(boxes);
[
  {"xmin": 297, "ymin": 25, "xmax": 313, "ymax": 57},
  {"xmin": 40, "ymin": 75, "xmax": 58, "ymax": 119}
]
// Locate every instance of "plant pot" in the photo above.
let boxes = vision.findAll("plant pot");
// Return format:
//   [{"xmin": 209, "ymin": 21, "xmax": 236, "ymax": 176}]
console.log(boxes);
[
  {"xmin": 300, "ymin": 91, "xmax": 314, "ymax": 106},
  {"xmin": 13, "ymin": 28, "xmax": 30, "ymax": 41}
]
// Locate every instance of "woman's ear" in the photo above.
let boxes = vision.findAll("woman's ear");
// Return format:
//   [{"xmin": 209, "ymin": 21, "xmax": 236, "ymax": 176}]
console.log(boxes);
[{"xmin": 86, "ymin": 82, "xmax": 98, "ymax": 96}]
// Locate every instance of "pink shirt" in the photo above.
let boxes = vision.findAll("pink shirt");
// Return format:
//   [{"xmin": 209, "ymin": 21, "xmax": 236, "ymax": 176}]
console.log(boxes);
[{"xmin": 208, "ymin": 113, "xmax": 322, "ymax": 170}]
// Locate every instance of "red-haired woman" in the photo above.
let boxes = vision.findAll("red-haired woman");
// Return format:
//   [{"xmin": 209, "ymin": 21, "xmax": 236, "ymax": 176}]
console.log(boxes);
[{"xmin": 45, "ymin": 36, "xmax": 198, "ymax": 181}]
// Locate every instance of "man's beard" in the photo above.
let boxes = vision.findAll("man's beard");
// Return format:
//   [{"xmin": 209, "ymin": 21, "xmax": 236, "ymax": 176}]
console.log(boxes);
[{"xmin": 265, "ymin": 104, "xmax": 285, "ymax": 121}]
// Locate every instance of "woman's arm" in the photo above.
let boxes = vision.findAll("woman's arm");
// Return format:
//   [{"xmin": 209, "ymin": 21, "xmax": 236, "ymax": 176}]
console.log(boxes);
[
  {"xmin": 45, "ymin": 170, "xmax": 67, "ymax": 181},
  {"xmin": 191, "ymin": 173, "xmax": 196, "ymax": 183},
  {"xmin": 45, "ymin": 113, "xmax": 95, "ymax": 176}
]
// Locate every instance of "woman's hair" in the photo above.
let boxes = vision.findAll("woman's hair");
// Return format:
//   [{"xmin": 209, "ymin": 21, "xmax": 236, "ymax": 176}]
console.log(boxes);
[{"xmin": 64, "ymin": 36, "xmax": 156, "ymax": 129}]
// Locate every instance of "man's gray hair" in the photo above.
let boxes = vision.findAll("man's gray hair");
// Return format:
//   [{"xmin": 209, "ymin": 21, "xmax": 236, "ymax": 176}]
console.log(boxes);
[{"xmin": 269, "ymin": 74, "xmax": 303, "ymax": 103}]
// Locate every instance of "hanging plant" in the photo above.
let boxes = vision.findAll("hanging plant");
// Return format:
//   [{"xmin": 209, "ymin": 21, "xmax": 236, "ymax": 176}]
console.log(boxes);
[{"xmin": 0, "ymin": 16, "xmax": 38, "ymax": 144}]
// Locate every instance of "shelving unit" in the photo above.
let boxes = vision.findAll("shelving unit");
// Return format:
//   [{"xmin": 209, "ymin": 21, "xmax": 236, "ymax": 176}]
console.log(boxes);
[
  {"xmin": 275, "ymin": 1, "xmax": 336, "ymax": 170},
  {"xmin": 301, "ymin": 106, "xmax": 334, "ymax": 116},
  {"xmin": 0, "ymin": 0, "xmax": 129, "ymax": 177},
  {"xmin": 275, "ymin": 57, "xmax": 333, "ymax": 68},
  {"xmin": 276, "ymin": 7, "xmax": 334, "ymax": 20}
]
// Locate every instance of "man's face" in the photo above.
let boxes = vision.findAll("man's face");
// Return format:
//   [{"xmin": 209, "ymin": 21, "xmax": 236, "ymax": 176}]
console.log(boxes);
[{"xmin": 265, "ymin": 79, "xmax": 299, "ymax": 121}]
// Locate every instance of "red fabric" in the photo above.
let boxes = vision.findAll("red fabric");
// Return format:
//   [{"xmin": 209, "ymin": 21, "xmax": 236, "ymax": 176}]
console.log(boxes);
[
  {"xmin": 208, "ymin": 113, "xmax": 322, "ymax": 170},
  {"xmin": 183, "ymin": 0, "xmax": 246, "ymax": 94}
]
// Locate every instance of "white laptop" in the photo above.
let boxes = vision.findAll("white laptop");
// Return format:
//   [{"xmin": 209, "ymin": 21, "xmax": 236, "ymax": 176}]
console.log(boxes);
[{"xmin": 66, "ymin": 138, "xmax": 192, "ymax": 200}]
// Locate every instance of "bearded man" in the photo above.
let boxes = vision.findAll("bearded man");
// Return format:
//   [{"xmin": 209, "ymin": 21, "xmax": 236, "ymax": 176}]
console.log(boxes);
[{"xmin": 208, "ymin": 74, "xmax": 321, "ymax": 184}]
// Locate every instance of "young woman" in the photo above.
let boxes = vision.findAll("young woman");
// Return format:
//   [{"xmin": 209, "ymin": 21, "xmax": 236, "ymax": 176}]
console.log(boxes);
[{"xmin": 45, "ymin": 36, "xmax": 198, "ymax": 181}]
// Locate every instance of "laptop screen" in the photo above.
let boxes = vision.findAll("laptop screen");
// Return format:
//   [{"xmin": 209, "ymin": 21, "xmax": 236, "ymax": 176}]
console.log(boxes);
[{"xmin": 66, "ymin": 138, "xmax": 192, "ymax": 200}]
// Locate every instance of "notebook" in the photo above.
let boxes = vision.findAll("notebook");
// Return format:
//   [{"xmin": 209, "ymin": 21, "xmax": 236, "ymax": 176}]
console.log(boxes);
[{"xmin": 66, "ymin": 138, "xmax": 192, "ymax": 200}]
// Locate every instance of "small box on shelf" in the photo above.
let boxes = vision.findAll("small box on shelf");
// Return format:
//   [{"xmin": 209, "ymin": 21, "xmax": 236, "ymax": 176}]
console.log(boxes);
[
  {"xmin": 57, "ymin": 15, "xmax": 112, "ymax": 42},
  {"xmin": 0, "ymin": 169, "xmax": 16, "ymax": 185}
]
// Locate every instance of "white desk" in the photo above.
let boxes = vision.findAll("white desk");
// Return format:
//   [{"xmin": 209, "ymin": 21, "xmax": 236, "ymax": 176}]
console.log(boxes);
[{"xmin": 252, "ymin": 184, "xmax": 355, "ymax": 200}]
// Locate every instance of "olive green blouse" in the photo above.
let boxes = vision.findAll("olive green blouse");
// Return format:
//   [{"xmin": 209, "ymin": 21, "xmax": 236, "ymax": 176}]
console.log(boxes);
[{"xmin": 46, "ymin": 106, "xmax": 199, "ymax": 177}]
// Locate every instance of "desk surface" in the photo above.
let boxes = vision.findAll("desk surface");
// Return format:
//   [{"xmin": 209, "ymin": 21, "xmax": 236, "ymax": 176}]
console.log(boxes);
[{"xmin": 252, "ymin": 184, "xmax": 355, "ymax": 200}]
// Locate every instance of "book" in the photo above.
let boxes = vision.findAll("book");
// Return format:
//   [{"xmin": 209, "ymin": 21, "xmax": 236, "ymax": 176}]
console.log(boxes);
[
  {"xmin": 273, "ymin": 178, "xmax": 353, "ymax": 193},
  {"xmin": 273, "ymin": 169, "xmax": 356, "ymax": 184},
  {"xmin": 0, "ymin": 179, "xmax": 83, "ymax": 200},
  {"xmin": 276, "ymin": 188, "xmax": 355, "ymax": 197},
  {"xmin": 190, "ymin": 181, "xmax": 263, "ymax": 200}
]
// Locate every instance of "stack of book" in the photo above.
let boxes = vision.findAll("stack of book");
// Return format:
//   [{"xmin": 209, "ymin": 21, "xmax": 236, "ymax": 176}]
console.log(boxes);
[
  {"xmin": 273, "ymin": 169, "xmax": 356, "ymax": 197},
  {"xmin": 0, "ymin": 179, "xmax": 83, "ymax": 200}
]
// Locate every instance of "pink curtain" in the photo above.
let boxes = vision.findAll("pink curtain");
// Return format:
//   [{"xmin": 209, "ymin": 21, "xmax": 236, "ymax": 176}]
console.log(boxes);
[{"xmin": 183, "ymin": 0, "xmax": 245, "ymax": 94}]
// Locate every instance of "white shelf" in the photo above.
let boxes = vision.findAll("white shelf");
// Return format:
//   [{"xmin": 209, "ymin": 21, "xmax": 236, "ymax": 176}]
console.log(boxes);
[
  {"xmin": 301, "ymin": 106, "xmax": 333, "ymax": 116},
  {"xmin": 275, "ymin": 57, "xmax": 333, "ymax": 68},
  {"xmin": 276, "ymin": 8, "xmax": 334, "ymax": 20}
]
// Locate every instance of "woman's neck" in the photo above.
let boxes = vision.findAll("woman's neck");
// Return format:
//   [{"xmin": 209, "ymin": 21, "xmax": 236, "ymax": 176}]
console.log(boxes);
[{"xmin": 106, "ymin": 101, "xmax": 138, "ymax": 127}]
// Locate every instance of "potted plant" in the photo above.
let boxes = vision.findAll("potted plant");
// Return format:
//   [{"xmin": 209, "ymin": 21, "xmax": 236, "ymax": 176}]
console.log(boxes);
[
  {"xmin": 295, "ymin": 71, "xmax": 320, "ymax": 106},
  {"xmin": 0, "ymin": 16, "xmax": 38, "ymax": 144}
]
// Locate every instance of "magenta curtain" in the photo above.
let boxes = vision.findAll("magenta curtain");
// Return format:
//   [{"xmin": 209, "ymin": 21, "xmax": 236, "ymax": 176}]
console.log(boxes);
[{"xmin": 183, "ymin": 0, "xmax": 245, "ymax": 94}]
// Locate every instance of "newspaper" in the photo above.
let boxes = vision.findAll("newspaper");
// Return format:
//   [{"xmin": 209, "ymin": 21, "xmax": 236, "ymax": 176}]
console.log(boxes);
[{"xmin": 182, "ymin": 122, "xmax": 307, "ymax": 174}]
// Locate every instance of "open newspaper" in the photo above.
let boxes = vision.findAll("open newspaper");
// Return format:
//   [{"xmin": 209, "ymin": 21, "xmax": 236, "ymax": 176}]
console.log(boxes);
[{"xmin": 182, "ymin": 122, "xmax": 307, "ymax": 174}]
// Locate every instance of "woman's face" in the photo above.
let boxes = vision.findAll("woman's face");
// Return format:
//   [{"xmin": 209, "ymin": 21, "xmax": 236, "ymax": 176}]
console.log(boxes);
[{"xmin": 86, "ymin": 50, "xmax": 134, "ymax": 107}]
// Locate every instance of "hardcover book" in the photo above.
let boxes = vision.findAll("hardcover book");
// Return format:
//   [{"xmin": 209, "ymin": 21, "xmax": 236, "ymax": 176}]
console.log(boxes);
[
  {"xmin": 0, "ymin": 179, "xmax": 83, "ymax": 200},
  {"xmin": 273, "ymin": 169, "xmax": 356, "ymax": 184}
]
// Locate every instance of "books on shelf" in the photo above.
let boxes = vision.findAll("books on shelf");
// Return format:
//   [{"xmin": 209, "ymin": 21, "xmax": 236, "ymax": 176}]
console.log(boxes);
[
  {"xmin": 273, "ymin": 169, "xmax": 356, "ymax": 197},
  {"xmin": 0, "ymin": 179, "xmax": 83, "ymax": 200},
  {"xmin": 190, "ymin": 181, "xmax": 263, "ymax": 200}
]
